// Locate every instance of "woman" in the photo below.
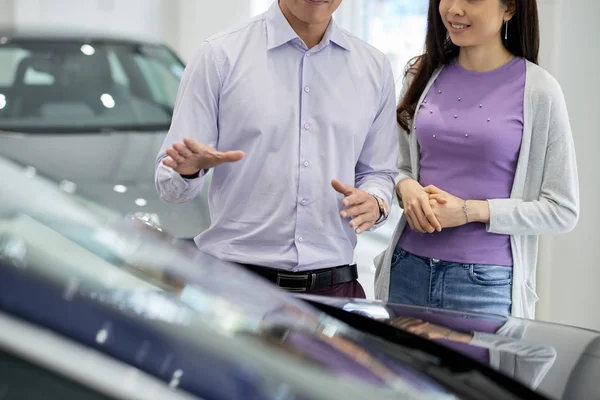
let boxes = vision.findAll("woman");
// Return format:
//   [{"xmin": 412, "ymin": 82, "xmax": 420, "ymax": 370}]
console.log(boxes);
[{"xmin": 374, "ymin": 0, "xmax": 579, "ymax": 318}]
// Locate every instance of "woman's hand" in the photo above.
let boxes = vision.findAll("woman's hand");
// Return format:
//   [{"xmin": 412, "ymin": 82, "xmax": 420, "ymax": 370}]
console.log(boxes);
[
  {"xmin": 391, "ymin": 317, "xmax": 474, "ymax": 343},
  {"xmin": 425, "ymin": 186, "xmax": 491, "ymax": 227},
  {"xmin": 397, "ymin": 179, "xmax": 442, "ymax": 233},
  {"xmin": 424, "ymin": 186, "xmax": 468, "ymax": 229}
]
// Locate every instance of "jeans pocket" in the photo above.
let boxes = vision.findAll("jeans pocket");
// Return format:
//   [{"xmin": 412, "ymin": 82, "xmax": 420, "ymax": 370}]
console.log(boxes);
[
  {"xmin": 467, "ymin": 264, "xmax": 513, "ymax": 286},
  {"xmin": 391, "ymin": 248, "xmax": 408, "ymax": 269}
]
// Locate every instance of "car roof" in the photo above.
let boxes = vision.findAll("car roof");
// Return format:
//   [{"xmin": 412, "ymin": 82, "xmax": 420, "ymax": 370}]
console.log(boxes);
[{"xmin": 0, "ymin": 26, "xmax": 165, "ymax": 47}]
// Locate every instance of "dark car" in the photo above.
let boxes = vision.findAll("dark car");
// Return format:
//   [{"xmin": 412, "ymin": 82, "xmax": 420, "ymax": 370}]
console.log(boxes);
[{"xmin": 1, "ymin": 151, "xmax": 599, "ymax": 399}]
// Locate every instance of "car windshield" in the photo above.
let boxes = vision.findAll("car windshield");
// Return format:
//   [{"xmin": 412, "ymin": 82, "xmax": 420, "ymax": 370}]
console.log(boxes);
[{"xmin": 0, "ymin": 39, "xmax": 183, "ymax": 133}]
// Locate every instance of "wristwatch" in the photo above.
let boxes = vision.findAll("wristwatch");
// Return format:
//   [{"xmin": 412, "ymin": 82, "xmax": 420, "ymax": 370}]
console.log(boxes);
[{"xmin": 372, "ymin": 194, "xmax": 389, "ymax": 223}]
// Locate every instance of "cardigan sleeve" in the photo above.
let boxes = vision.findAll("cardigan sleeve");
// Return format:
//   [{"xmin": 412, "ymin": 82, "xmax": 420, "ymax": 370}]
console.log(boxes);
[
  {"xmin": 395, "ymin": 72, "xmax": 416, "ymax": 208},
  {"xmin": 487, "ymin": 74, "xmax": 580, "ymax": 235}
]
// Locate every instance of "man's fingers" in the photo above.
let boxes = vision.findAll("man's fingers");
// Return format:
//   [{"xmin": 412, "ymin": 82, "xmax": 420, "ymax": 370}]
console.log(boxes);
[
  {"xmin": 331, "ymin": 179, "xmax": 354, "ymax": 196},
  {"xmin": 354, "ymin": 221, "xmax": 373, "ymax": 235},
  {"xmin": 166, "ymin": 149, "xmax": 184, "ymax": 163},
  {"xmin": 162, "ymin": 157, "xmax": 177, "ymax": 169},
  {"xmin": 341, "ymin": 203, "xmax": 367, "ymax": 219},
  {"xmin": 182, "ymin": 137, "xmax": 205, "ymax": 153},
  {"xmin": 216, "ymin": 150, "xmax": 245, "ymax": 163},
  {"xmin": 341, "ymin": 193, "xmax": 364, "ymax": 208},
  {"xmin": 173, "ymin": 143, "xmax": 193, "ymax": 158}
]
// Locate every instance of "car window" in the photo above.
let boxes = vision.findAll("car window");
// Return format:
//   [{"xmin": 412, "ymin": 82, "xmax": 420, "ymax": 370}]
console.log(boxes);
[
  {"xmin": 0, "ymin": 48, "xmax": 29, "ymax": 86},
  {"xmin": 133, "ymin": 55, "xmax": 179, "ymax": 107},
  {"xmin": 0, "ymin": 349, "xmax": 112, "ymax": 400},
  {"xmin": 0, "ymin": 40, "xmax": 184, "ymax": 133}
]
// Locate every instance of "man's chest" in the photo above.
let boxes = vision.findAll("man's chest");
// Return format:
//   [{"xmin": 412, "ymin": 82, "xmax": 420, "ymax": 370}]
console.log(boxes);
[{"xmin": 215, "ymin": 50, "xmax": 381, "ymax": 154}]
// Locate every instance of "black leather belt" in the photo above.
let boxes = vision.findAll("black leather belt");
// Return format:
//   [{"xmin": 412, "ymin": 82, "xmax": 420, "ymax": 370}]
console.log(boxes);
[{"xmin": 241, "ymin": 263, "xmax": 358, "ymax": 292}]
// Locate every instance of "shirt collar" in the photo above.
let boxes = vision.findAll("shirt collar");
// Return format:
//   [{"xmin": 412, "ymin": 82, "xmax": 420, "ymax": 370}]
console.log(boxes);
[{"xmin": 265, "ymin": 1, "xmax": 350, "ymax": 51}]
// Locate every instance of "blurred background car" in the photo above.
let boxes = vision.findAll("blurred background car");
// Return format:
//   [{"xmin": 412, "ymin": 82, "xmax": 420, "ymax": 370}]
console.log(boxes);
[{"xmin": 0, "ymin": 28, "xmax": 210, "ymax": 239}]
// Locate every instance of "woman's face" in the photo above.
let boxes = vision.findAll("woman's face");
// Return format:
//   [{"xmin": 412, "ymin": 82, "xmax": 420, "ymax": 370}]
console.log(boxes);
[{"xmin": 439, "ymin": 0, "xmax": 513, "ymax": 48}]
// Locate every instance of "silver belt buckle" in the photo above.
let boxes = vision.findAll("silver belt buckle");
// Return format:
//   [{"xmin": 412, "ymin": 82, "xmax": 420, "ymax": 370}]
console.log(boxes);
[{"xmin": 276, "ymin": 273, "xmax": 312, "ymax": 292}]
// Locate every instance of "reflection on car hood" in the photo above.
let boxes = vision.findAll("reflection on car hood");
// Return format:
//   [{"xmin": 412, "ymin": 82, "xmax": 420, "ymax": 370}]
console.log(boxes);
[
  {"xmin": 0, "ymin": 131, "xmax": 210, "ymax": 238},
  {"xmin": 301, "ymin": 296, "xmax": 600, "ymax": 400}
]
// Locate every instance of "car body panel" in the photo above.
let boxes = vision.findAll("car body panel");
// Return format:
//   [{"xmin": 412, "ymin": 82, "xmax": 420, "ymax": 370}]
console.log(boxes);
[{"xmin": 300, "ymin": 295, "xmax": 600, "ymax": 400}]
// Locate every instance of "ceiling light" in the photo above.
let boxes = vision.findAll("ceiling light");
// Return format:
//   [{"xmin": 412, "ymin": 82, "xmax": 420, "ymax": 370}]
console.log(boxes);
[
  {"xmin": 100, "ymin": 93, "xmax": 115, "ymax": 109},
  {"xmin": 80, "ymin": 44, "xmax": 95, "ymax": 55},
  {"xmin": 113, "ymin": 184, "xmax": 127, "ymax": 193}
]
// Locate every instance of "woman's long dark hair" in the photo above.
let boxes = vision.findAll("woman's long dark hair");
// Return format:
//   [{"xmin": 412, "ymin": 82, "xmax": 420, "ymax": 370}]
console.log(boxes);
[{"xmin": 397, "ymin": 0, "xmax": 540, "ymax": 132}]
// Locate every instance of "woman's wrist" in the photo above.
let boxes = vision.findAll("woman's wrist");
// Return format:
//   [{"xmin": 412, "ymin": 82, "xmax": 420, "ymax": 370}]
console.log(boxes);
[
  {"xmin": 446, "ymin": 329, "xmax": 475, "ymax": 343},
  {"xmin": 396, "ymin": 178, "xmax": 415, "ymax": 205},
  {"xmin": 466, "ymin": 200, "xmax": 490, "ymax": 224}
]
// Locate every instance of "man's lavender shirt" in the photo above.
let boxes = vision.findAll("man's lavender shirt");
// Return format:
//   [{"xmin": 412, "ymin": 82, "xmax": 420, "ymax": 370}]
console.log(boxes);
[
  {"xmin": 398, "ymin": 57, "xmax": 526, "ymax": 266},
  {"xmin": 155, "ymin": 3, "xmax": 398, "ymax": 272}
]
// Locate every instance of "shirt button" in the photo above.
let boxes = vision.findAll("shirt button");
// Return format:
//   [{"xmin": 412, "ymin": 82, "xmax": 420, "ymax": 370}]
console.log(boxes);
[
  {"xmin": 303, "ymin": 161, "xmax": 309, "ymax": 167},
  {"xmin": 304, "ymin": 86, "xmax": 310, "ymax": 93},
  {"xmin": 301, "ymin": 199, "xmax": 308, "ymax": 206},
  {"xmin": 303, "ymin": 123, "xmax": 310, "ymax": 130},
  {"xmin": 298, "ymin": 236, "xmax": 304, "ymax": 243}
]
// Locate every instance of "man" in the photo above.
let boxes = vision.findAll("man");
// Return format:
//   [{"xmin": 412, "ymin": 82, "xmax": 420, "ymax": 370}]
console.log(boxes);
[{"xmin": 155, "ymin": 0, "xmax": 398, "ymax": 298}]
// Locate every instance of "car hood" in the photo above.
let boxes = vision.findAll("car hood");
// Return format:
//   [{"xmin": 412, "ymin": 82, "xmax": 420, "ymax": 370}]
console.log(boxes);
[
  {"xmin": 0, "ymin": 131, "xmax": 210, "ymax": 238},
  {"xmin": 301, "ymin": 296, "xmax": 600, "ymax": 400}
]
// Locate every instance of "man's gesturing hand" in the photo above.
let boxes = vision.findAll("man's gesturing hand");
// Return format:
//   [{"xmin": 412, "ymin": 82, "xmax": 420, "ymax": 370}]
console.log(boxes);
[
  {"xmin": 332, "ymin": 179, "xmax": 381, "ymax": 234},
  {"xmin": 162, "ymin": 137, "xmax": 245, "ymax": 176}
]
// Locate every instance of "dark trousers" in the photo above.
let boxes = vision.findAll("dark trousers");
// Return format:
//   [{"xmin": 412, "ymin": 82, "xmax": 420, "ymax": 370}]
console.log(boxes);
[{"xmin": 304, "ymin": 279, "xmax": 366, "ymax": 299}]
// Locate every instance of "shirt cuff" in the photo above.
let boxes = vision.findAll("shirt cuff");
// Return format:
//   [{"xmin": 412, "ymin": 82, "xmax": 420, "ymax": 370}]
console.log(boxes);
[{"xmin": 359, "ymin": 184, "xmax": 392, "ymax": 232}]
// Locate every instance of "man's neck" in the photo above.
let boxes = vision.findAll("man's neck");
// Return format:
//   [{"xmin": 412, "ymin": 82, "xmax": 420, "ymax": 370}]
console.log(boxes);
[{"xmin": 279, "ymin": 3, "xmax": 330, "ymax": 49}]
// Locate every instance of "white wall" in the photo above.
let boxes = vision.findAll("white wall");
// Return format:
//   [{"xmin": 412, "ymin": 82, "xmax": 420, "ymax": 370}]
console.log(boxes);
[
  {"xmin": 535, "ymin": 0, "xmax": 600, "ymax": 331},
  {"xmin": 173, "ymin": 0, "xmax": 251, "ymax": 62},
  {"xmin": 1, "ymin": 0, "xmax": 251, "ymax": 62},
  {"xmin": 0, "ymin": 0, "xmax": 15, "ymax": 27},
  {"xmin": 11, "ymin": 0, "xmax": 171, "ymax": 42}
]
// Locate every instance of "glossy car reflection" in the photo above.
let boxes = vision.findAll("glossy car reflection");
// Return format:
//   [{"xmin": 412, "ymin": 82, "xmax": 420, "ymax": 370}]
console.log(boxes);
[
  {"xmin": 0, "ymin": 154, "xmax": 564, "ymax": 399},
  {"xmin": 302, "ymin": 296, "xmax": 600, "ymax": 400}
]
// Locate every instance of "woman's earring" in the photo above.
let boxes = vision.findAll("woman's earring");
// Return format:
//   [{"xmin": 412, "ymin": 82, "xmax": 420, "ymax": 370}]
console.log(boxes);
[{"xmin": 504, "ymin": 20, "xmax": 508, "ymax": 40}]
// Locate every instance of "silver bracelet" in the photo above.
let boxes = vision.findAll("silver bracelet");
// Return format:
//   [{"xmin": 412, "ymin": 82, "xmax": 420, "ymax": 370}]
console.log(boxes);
[{"xmin": 463, "ymin": 200, "xmax": 469, "ymax": 223}]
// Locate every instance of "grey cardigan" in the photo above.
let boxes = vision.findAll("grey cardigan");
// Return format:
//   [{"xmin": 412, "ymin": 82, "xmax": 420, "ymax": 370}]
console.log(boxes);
[{"xmin": 374, "ymin": 60, "xmax": 580, "ymax": 319}]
